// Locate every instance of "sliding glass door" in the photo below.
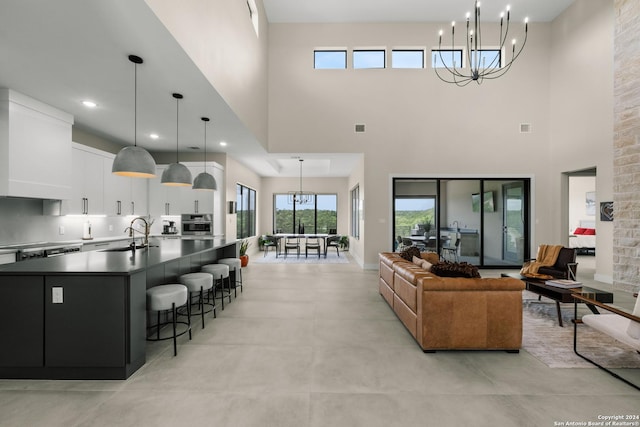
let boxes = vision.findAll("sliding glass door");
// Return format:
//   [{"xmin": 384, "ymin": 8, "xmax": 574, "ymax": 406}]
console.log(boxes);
[{"xmin": 392, "ymin": 178, "xmax": 530, "ymax": 268}]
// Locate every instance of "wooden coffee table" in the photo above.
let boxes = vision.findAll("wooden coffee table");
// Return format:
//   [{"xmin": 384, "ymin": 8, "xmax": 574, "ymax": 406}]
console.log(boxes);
[{"xmin": 502, "ymin": 273, "xmax": 614, "ymax": 327}]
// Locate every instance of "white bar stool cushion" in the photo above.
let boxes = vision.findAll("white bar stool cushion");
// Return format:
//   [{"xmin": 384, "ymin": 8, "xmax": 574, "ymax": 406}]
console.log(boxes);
[
  {"xmin": 202, "ymin": 264, "xmax": 229, "ymax": 278},
  {"xmin": 180, "ymin": 272, "xmax": 213, "ymax": 292},
  {"xmin": 217, "ymin": 258, "xmax": 241, "ymax": 269},
  {"xmin": 147, "ymin": 284, "xmax": 187, "ymax": 312}
]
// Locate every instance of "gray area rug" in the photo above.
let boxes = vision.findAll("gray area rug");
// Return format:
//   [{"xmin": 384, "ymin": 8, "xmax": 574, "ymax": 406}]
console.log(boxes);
[
  {"xmin": 253, "ymin": 251, "xmax": 349, "ymax": 264},
  {"xmin": 522, "ymin": 292, "xmax": 640, "ymax": 369}
]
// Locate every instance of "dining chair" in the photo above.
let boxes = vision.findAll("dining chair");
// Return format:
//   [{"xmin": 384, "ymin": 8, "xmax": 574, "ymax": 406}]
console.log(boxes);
[
  {"xmin": 262, "ymin": 235, "xmax": 278, "ymax": 257},
  {"xmin": 305, "ymin": 235, "xmax": 321, "ymax": 258},
  {"xmin": 284, "ymin": 235, "xmax": 300, "ymax": 258},
  {"xmin": 325, "ymin": 235, "xmax": 340, "ymax": 258}
]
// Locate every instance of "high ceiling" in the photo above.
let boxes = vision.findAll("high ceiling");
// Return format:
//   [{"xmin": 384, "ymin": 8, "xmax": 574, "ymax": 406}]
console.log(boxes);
[
  {"xmin": 0, "ymin": 0, "xmax": 573, "ymax": 178},
  {"xmin": 262, "ymin": 0, "xmax": 574, "ymax": 23}
]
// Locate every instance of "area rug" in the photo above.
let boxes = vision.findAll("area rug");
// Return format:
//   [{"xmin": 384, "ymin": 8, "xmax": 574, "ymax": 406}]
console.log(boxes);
[
  {"xmin": 522, "ymin": 292, "xmax": 640, "ymax": 369},
  {"xmin": 253, "ymin": 251, "xmax": 350, "ymax": 264}
]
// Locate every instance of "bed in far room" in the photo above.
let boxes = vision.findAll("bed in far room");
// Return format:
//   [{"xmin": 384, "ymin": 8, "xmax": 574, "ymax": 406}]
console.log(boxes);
[{"xmin": 569, "ymin": 220, "xmax": 596, "ymax": 255}]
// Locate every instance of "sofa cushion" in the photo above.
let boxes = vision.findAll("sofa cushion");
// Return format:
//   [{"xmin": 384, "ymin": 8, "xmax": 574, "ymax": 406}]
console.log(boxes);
[
  {"xmin": 430, "ymin": 261, "xmax": 481, "ymax": 278},
  {"xmin": 399, "ymin": 246, "xmax": 421, "ymax": 261}
]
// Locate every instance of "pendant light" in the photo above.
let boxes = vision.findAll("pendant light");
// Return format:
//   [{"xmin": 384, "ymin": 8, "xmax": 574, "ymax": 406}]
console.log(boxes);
[
  {"xmin": 112, "ymin": 55, "xmax": 157, "ymax": 178},
  {"xmin": 161, "ymin": 93, "xmax": 192, "ymax": 186},
  {"xmin": 192, "ymin": 117, "xmax": 217, "ymax": 190}
]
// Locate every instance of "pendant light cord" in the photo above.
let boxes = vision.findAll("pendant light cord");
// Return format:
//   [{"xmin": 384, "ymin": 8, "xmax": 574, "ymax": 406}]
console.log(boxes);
[
  {"xmin": 134, "ymin": 62, "xmax": 137, "ymax": 147},
  {"xmin": 175, "ymin": 97, "xmax": 179, "ymax": 162}
]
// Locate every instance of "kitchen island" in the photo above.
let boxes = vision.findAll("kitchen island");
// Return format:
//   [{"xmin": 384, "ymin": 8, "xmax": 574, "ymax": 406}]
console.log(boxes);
[{"xmin": 0, "ymin": 238, "xmax": 236, "ymax": 380}]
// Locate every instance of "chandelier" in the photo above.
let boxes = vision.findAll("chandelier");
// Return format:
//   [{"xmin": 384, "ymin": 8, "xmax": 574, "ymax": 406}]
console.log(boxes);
[
  {"xmin": 288, "ymin": 159, "xmax": 315, "ymax": 205},
  {"xmin": 434, "ymin": 1, "xmax": 528, "ymax": 86}
]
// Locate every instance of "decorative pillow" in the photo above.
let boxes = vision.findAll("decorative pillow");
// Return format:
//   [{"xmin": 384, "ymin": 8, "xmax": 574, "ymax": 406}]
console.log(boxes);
[
  {"xmin": 399, "ymin": 246, "xmax": 420, "ymax": 261},
  {"xmin": 573, "ymin": 227, "xmax": 587, "ymax": 235},
  {"xmin": 412, "ymin": 256, "xmax": 432, "ymax": 271},
  {"xmin": 583, "ymin": 228, "xmax": 596, "ymax": 235},
  {"xmin": 626, "ymin": 296, "xmax": 640, "ymax": 340},
  {"xmin": 430, "ymin": 261, "xmax": 481, "ymax": 278}
]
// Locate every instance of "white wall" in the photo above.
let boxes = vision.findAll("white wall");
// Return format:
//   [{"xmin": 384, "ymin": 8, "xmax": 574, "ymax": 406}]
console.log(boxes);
[
  {"xmin": 569, "ymin": 176, "xmax": 596, "ymax": 233},
  {"xmin": 549, "ymin": 0, "xmax": 613, "ymax": 282}
]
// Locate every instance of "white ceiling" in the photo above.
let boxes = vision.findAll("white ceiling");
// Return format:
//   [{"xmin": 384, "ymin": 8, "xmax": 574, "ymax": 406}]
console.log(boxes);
[
  {"xmin": 262, "ymin": 0, "xmax": 574, "ymax": 23},
  {"xmin": 0, "ymin": 0, "xmax": 572, "ymax": 178}
]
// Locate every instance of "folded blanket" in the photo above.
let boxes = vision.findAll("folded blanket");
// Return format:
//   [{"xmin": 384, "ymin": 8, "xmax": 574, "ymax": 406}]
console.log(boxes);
[{"xmin": 520, "ymin": 245, "xmax": 563, "ymax": 279}]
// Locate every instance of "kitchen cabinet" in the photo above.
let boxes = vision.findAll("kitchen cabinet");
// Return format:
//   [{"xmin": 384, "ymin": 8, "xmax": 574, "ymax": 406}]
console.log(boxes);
[
  {"xmin": 103, "ymin": 157, "xmax": 148, "ymax": 216},
  {"xmin": 0, "ymin": 89, "xmax": 73, "ymax": 200},
  {"xmin": 148, "ymin": 165, "xmax": 182, "ymax": 216},
  {"xmin": 45, "ymin": 275, "xmax": 127, "ymax": 367},
  {"xmin": 0, "ymin": 253, "xmax": 16, "ymax": 265},
  {"xmin": 64, "ymin": 145, "xmax": 105, "ymax": 215},
  {"xmin": 0, "ymin": 276, "xmax": 44, "ymax": 367},
  {"xmin": 180, "ymin": 165, "xmax": 213, "ymax": 214}
]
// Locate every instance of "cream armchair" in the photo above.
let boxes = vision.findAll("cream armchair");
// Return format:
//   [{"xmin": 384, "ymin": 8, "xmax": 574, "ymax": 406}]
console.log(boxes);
[{"xmin": 573, "ymin": 293, "xmax": 640, "ymax": 391}]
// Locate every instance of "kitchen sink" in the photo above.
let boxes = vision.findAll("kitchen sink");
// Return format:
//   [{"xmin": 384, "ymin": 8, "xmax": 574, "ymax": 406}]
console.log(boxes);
[{"xmin": 101, "ymin": 244, "xmax": 158, "ymax": 252}]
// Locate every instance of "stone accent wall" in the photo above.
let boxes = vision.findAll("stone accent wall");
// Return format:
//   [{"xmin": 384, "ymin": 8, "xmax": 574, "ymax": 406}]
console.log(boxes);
[{"xmin": 613, "ymin": 0, "xmax": 640, "ymax": 293}]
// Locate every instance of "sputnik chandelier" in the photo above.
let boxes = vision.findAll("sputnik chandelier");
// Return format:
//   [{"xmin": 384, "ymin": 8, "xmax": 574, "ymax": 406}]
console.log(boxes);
[
  {"xmin": 434, "ymin": 1, "xmax": 529, "ymax": 86},
  {"xmin": 288, "ymin": 158, "xmax": 315, "ymax": 205}
]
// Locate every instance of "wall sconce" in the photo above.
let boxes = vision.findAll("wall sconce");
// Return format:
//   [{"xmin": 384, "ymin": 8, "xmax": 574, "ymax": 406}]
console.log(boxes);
[{"xmin": 228, "ymin": 201, "xmax": 237, "ymax": 214}]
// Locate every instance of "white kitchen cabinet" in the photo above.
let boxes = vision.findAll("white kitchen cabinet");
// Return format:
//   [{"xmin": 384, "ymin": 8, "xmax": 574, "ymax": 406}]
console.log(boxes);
[
  {"xmin": 103, "ymin": 157, "xmax": 148, "ymax": 216},
  {"xmin": 148, "ymin": 166, "xmax": 182, "ymax": 216},
  {"xmin": 180, "ymin": 165, "xmax": 213, "ymax": 214},
  {"xmin": 64, "ymin": 145, "xmax": 105, "ymax": 215},
  {"xmin": 0, "ymin": 89, "xmax": 73, "ymax": 200}
]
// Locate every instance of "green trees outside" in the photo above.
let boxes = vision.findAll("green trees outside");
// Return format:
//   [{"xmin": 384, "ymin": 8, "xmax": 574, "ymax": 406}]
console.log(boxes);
[
  {"xmin": 275, "ymin": 208, "xmax": 336, "ymax": 234},
  {"xmin": 395, "ymin": 208, "xmax": 435, "ymax": 237}
]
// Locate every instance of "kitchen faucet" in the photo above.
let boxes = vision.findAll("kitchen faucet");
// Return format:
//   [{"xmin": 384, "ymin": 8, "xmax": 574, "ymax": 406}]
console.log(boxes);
[{"xmin": 124, "ymin": 216, "xmax": 150, "ymax": 249}]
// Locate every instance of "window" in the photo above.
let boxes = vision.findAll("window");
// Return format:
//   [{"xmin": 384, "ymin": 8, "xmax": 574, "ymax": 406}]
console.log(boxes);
[
  {"xmin": 273, "ymin": 194, "xmax": 337, "ymax": 234},
  {"xmin": 353, "ymin": 50, "xmax": 385, "ymax": 69},
  {"xmin": 351, "ymin": 185, "xmax": 360, "ymax": 239},
  {"xmin": 391, "ymin": 50, "xmax": 424, "ymax": 69},
  {"xmin": 314, "ymin": 50, "xmax": 347, "ymax": 69},
  {"xmin": 431, "ymin": 49, "xmax": 463, "ymax": 68},
  {"xmin": 246, "ymin": 0, "xmax": 259, "ymax": 36},
  {"xmin": 236, "ymin": 184, "xmax": 256, "ymax": 239},
  {"xmin": 471, "ymin": 49, "xmax": 501, "ymax": 68}
]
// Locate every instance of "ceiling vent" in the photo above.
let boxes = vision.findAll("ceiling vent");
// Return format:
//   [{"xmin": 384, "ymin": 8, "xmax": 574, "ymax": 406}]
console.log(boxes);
[
  {"xmin": 355, "ymin": 124, "xmax": 366, "ymax": 133},
  {"xmin": 520, "ymin": 123, "xmax": 532, "ymax": 133}
]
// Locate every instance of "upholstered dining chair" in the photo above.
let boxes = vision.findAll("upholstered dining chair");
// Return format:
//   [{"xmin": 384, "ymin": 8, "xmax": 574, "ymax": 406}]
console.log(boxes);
[
  {"xmin": 325, "ymin": 235, "xmax": 340, "ymax": 258},
  {"xmin": 262, "ymin": 235, "xmax": 278, "ymax": 257},
  {"xmin": 284, "ymin": 235, "xmax": 300, "ymax": 258},
  {"xmin": 305, "ymin": 235, "xmax": 321, "ymax": 258}
]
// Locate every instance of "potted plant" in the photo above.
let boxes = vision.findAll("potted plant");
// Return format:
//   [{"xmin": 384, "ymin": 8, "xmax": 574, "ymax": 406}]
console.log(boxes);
[
  {"xmin": 339, "ymin": 235, "xmax": 349, "ymax": 251},
  {"xmin": 239, "ymin": 239, "xmax": 250, "ymax": 267}
]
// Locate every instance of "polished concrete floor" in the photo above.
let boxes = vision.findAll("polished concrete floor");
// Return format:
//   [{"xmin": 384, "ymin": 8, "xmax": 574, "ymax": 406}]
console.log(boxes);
[{"xmin": 0, "ymin": 255, "xmax": 638, "ymax": 427}]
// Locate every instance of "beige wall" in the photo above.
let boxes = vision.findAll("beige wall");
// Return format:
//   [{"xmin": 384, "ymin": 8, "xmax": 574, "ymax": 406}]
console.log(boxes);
[
  {"xmin": 225, "ymin": 155, "xmax": 262, "ymax": 254},
  {"xmin": 549, "ymin": 0, "xmax": 614, "ymax": 283},
  {"xmin": 145, "ymin": 0, "xmax": 269, "ymax": 146}
]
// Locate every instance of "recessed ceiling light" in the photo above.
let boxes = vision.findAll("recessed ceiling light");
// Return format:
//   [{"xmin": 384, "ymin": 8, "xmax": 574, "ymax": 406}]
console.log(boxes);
[
  {"xmin": 149, "ymin": 133, "xmax": 159, "ymax": 139},
  {"xmin": 82, "ymin": 100, "xmax": 97, "ymax": 108},
  {"xmin": 220, "ymin": 141, "xmax": 227, "ymax": 146}
]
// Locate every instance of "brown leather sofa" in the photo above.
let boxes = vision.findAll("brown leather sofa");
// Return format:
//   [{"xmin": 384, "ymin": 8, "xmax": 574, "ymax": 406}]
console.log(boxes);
[{"xmin": 379, "ymin": 252, "xmax": 525, "ymax": 352}]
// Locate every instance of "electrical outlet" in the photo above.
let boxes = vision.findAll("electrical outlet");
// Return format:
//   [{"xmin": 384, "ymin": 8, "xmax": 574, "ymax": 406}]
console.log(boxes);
[
  {"xmin": 59, "ymin": 226, "xmax": 65, "ymax": 235},
  {"xmin": 52, "ymin": 287, "xmax": 63, "ymax": 304},
  {"xmin": 108, "ymin": 225, "xmax": 113, "ymax": 232}
]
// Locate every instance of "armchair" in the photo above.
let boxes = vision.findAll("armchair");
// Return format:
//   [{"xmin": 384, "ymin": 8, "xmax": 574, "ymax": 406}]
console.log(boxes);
[
  {"xmin": 573, "ymin": 293, "xmax": 640, "ymax": 391},
  {"xmin": 537, "ymin": 247, "xmax": 578, "ymax": 280}
]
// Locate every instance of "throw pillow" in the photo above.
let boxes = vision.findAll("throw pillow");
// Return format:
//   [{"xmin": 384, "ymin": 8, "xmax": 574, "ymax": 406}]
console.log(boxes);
[
  {"xmin": 573, "ymin": 227, "xmax": 587, "ymax": 235},
  {"xmin": 430, "ymin": 261, "xmax": 481, "ymax": 278},
  {"xmin": 583, "ymin": 228, "xmax": 596, "ymax": 235},
  {"xmin": 626, "ymin": 296, "xmax": 640, "ymax": 340},
  {"xmin": 399, "ymin": 246, "xmax": 420, "ymax": 262},
  {"xmin": 412, "ymin": 256, "xmax": 433, "ymax": 271}
]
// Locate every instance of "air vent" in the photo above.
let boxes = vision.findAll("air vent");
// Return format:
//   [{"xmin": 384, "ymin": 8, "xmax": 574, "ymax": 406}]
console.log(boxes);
[
  {"xmin": 520, "ymin": 123, "xmax": 532, "ymax": 133},
  {"xmin": 355, "ymin": 124, "xmax": 366, "ymax": 133}
]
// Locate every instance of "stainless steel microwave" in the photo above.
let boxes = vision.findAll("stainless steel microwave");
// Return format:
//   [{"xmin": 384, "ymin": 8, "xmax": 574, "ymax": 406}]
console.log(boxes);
[{"xmin": 181, "ymin": 214, "xmax": 213, "ymax": 235}]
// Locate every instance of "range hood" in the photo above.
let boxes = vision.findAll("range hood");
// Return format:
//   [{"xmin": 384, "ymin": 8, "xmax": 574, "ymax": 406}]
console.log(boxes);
[{"xmin": 0, "ymin": 88, "xmax": 74, "ymax": 200}]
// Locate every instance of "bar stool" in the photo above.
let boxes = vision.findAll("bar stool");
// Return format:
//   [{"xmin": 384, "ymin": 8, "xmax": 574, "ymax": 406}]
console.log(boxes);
[
  {"xmin": 217, "ymin": 258, "xmax": 243, "ymax": 298},
  {"xmin": 179, "ymin": 272, "xmax": 216, "ymax": 329},
  {"xmin": 146, "ymin": 284, "xmax": 191, "ymax": 356},
  {"xmin": 201, "ymin": 264, "xmax": 231, "ymax": 310}
]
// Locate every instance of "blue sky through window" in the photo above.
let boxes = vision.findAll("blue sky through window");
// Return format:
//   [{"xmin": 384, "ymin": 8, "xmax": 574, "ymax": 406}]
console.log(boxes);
[
  {"xmin": 314, "ymin": 51, "xmax": 346, "ymax": 69},
  {"xmin": 392, "ymin": 50, "xmax": 424, "ymax": 68},
  {"xmin": 353, "ymin": 50, "xmax": 385, "ymax": 69}
]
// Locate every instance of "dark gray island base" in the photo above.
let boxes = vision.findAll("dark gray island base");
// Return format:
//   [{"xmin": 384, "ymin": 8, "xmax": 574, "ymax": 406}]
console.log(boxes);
[{"xmin": 0, "ymin": 238, "xmax": 237, "ymax": 380}]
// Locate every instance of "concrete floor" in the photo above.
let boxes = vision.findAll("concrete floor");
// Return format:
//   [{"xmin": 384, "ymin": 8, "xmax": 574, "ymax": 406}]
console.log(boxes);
[{"xmin": 0, "ymin": 255, "xmax": 638, "ymax": 426}]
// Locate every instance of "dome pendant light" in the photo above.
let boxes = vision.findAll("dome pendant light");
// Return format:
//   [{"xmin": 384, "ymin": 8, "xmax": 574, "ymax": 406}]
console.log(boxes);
[
  {"xmin": 193, "ymin": 117, "xmax": 217, "ymax": 191},
  {"xmin": 112, "ymin": 55, "xmax": 157, "ymax": 178},
  {"xmin": 161, "ymin": 93, "xmax": 192, "ymax": 186}
]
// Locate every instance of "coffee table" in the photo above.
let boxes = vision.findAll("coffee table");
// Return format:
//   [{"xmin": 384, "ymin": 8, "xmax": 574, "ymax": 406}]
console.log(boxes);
[{"xmin": 502, "ymin": 273, "xmax": 614, "ymax": 327}]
